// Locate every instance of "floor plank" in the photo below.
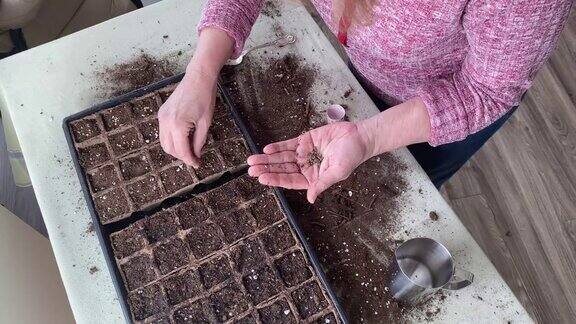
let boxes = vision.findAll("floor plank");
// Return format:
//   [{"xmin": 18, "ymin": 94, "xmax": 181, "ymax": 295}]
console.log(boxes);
[{"xmin": 444, "ymin": 9, "xmax": 576, "ymax": 323}]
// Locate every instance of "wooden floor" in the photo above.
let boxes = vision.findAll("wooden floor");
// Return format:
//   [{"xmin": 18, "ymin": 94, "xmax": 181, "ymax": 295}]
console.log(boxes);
[{"xmin": 441, "ymin": 9, "xmax": 576, "ymax": 323}]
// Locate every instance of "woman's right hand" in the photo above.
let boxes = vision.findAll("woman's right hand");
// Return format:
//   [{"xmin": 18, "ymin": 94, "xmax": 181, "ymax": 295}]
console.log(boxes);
[
  {"xmin": 158, "ymin": 27, "xmax": 235, "ymax": 168},
  {"xmin": 158, "ymin": 64, "xmax": 218, "ymax": 168}
]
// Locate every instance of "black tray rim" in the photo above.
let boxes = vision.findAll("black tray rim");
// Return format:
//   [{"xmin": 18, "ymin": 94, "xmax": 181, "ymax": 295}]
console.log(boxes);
[{"xmin": 62, "ymin": 73, "xmax": 349, "ymax": 324}]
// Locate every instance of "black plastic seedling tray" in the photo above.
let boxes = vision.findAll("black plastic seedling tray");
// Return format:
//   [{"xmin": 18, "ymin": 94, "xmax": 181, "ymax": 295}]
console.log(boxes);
[{"xmin": 63, "ymin": 73, "xmax": 348, "ymax": 323}]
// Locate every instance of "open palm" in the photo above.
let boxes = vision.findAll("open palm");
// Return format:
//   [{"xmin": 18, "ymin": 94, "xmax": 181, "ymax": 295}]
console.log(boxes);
[{"xmin": 247, "ymin": 122, "xmax": 370, "ymax": 203}]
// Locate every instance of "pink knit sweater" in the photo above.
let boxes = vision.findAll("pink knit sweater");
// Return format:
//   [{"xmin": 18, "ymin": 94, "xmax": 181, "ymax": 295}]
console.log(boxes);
[{"xmin": 198, "ymin": 0, "xmax": 572, "ymax": 146}]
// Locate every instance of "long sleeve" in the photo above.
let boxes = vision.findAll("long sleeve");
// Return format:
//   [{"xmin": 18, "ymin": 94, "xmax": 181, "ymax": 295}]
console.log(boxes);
[
  {"xmin": 198, "ymin": 0, "xmax": 265, "ymax": 58},
  {"xmin": 418, "ymin": 0, "xmax": 572, "ymax": 146}
]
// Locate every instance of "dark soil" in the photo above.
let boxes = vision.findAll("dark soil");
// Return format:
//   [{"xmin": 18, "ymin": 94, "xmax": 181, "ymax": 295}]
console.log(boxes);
[
  {"xmin": 173, "ymin": 196, "xmax": 209, "ymax": 229},
  {"xmin": 262, "ymin": 0, "xmax": 282, "ymax": 18},
  {"xmin": 258, "ymin": 298, "xmax": 296, "ymax": 324},
  {"xmin": 101, "ymin": 103, "xmax": 133, "ymax": 131},
  {"xmin": 110, "ymin": 175, "xmax": 338, "ymax": 322},
  {"xmin": 143, "ymin": 210, "xmax": 178, "ymax": 243},
  {"xmin": 126, "ymin": 174, "xmax": 163, "ymax": 208},
  {"xmin": 94, "ymin": 187, "xmax": 130, "ymax": 223},
  {"xmin": 275, "ymin": 251, "xmax": 312, "ymax": 287},
  {"xmin": 132, "ymin": 96, "xmax": 160, "ymax": 118},
  {"xmin": 79, "ymin": 142, "xmax": 110, "ymax": 169},
  {"xmin": 291, "ymin": 281, "xmax": 329, "ymax": 319},
  {"xmin": 194, "ymin": 150, "xmax": 225, "ymax": 180},
  {"xmin": 219, "ymin": 139, "xmax": 250, "ymax": 168},
  {"xmin": 89, "ymin": 266, "xmax": 99, "ymax": 274},
  {"xmin": 70, "ymin": 118, "xmax": 101, "ymax": 143},
  {"xmin": 159, "ymin": 164, "xmax": 194, "ymax": 194},
  {"xmin": 260, "ymin": 222, "xmax": 296, "ymax": 256},
  {"xmin": 429, "ymin": 211, "xmax": 439, "ymax": 221},
  {"xmin": 250, "ymin": 194, "xmax": 284, "ymax": 228},
  {"xmin": 121, "ymin": 254, "xmax": 157, "ymax": 290},
  {"xmin": 138, "ymin": 119, "xmax": 160, "ymax": 144},
  {"xmin": 148, "ymin": 144, "xmax": 177, "ymax": 168},
  {"xmin": 98, "ymin": 53, "xmax": 176, "ymax": 96},
  {"xmin": 119, "ymin": 153, "xmax": 151, "ymax": 180},
  {"xmin": 199, "ymin": 255, "xmax": 232, "ymax": 289},
  {"xmin": 163, "ymin": 269, "xmax": 204, "ymax": 305},
  {"xmin": 108, "ymin": 127, "xmax": 143, "ymax": 156},
  {"xmin": 87, "ymin": 164, "xmax": 119, "ymax": 192},
  {"xmin": 221, "ymin": 54, "xmax": 445, "ymax": 322}
]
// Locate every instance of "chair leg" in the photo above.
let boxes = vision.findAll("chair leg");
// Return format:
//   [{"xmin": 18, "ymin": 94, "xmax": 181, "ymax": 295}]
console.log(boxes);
[{"xmin": 131, "ymin": 0, "xmax": 144, "ymax": 8}]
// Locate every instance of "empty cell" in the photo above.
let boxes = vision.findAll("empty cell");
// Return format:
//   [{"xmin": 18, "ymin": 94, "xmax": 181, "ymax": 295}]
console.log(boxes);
[
  {"xmin": 108, "ymin": 127, "xmax": 143, "ymax": 156},
  {"xmin": 291, "ymin": 281, "xmax": 329, "ymax": 319},
  {"xmin": 195, "ymin": 150, "xmax": 225, "ymax": 180},
  {"xmin": 275, "ymin": 251, "xmax": 312, "ymax": 287},
  {"xmin": 162, "ymin": 268, "xmax": 203, "ymax": 305},
  {"xmin": 148, "ymin": 144, "xmax": 177, "ymax": 168},
  {"xmin": 94, "ymin": 187, "xmax": 130, "ymax": 223},
  {"xmin": 119, "ymin": 153, "xmax": 151, "ymax": 180},
  {"xmin": 173, "ymin": 299, "xmax": 212, "ymax": 323},
  {"xmin": 230, "ymin": 237, "xmax": 266, "ymax": 274},
  {"xmin": 257, "ymin": 298, "xmax": 297, "ymax": 324},
  {"xmin": 153, "ymin": 238, "xmax": 191, "ymax": 275},
  {"xmin": 186, "ymin": 222, "xmax": 224, "ymax": 258},
  {"xmin": 120, "ymin": 254, "xmax": 157, "ymax": 291},
  {"xmin": 219, "ymin": 139, "xmax": 250, "ymax": 168},
  {"xmin": 143, "ymin": 210, "xmax": 179, "ymax": 243},
  {"xmin": 250, "ymin": 194, "xmax": 284, "ymax": 228},
  {"xmin": 174, "ymin": 196, "xmax": 210, "ymax": 229},
  {"xmin": 111, "ymin": 225, "xmax": 146, "ymax": 259},
  {"xmin": 160, "ymin": 164, "xmax": 194, "ymax": 194},
  {"xmin": 126, "ymin": 174, "xmax": 163, "ymax": 208},
  {"xmin": 87, "ymin": 164, "xmax": 119, "ymax": 193},
  {"xmin": 259, "ymin": 222, "xmax": 296, "ymax": 256},
  {"xmin": 101, "ymin": 103, "xmax": 133, "ymax": 131},
  {"xmin": 132, "ymin": 96, "xmax": 160, "ymax": 118},
  {"xmin": 70, "ymin": 118, "xmax": 101, "ymax": 142},
  {"xmin": 242, "ymin": 265, "xmax": 282, "ymax": 304},
  {"xmin": 128, "ymin": 283, "xmax": 168, "ymax": 321},
  {"xmin": 210, "ymin": 283, "xmax": 250, "ymax": 322},
  {"xmin": 79, "ymin": 142, "xmax": 110, "ymax": 169},
  {"xmin": 198, "ymin": 255, "xmax": 232, "ymax": 289}
]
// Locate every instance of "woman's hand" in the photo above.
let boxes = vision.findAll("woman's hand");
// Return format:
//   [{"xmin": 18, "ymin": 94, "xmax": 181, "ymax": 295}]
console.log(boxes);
[
  {"xmin": 158, "ymin": 27, "xmax": 234, "ymax": 167},
  {"xmin": 247, "ymin": 122, "xmax": 373, "ymax": 203},
  {"xmin": 158, "ymin": 68, "xmax": 217, "ymax": 168}
]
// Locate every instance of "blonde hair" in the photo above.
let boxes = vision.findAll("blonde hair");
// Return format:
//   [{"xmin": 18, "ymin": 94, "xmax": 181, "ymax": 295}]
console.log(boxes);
[{"xmin": 332, "ymin": 0, "xmax": 378, "ymax": 26}]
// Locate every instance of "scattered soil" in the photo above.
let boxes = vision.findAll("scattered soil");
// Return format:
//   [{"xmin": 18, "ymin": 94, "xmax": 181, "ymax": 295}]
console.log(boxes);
[
  {"xmin": 86, "ymin": 222, "xmax": 95, "ymax": 234},
  {"xmin": 221, "ymin": 54, "xmax": 446, "ymax": 322},
  {"xmin": 429, "ymin": 211, "xmax": 439, "ymax": 221},
  {"xmin": 98, "ymin": 53, "xmax": 176, "ymax": 96},
  {"xmin": 110, "ymin": 175, "xmax": 338, "ymax": 322},
  {"xmin": 262, "ymin": 0, "xmax": 282, "ymax": 18},
  {"xmin": 308, "ymin": 147, "xmax": 323, "ymax": 166},
  {"xmin": 89, "ymin": 266, "xmax": 99, "ymax": 274},
  {"xmin": 69, "ymin": 83, "xmax": 249, "ymax": 224}
]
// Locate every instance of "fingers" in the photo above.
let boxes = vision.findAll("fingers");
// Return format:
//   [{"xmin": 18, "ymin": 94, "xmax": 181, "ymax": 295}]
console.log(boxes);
[
  {"xmin": 247, "ymin": 151, "xmax": 297, "ymax": 166},
  {"xmin": 173, "ymin": 129, "xmax": 199, "ymax": 168},
  {"xmin": 258, "ymin": 173, "xmax": 309, "ymax": 190},
  {"xmin": 248, "ymin": 163, "xmax": 300, "ymax": 177},
  {"xmin": 192, "ymin": 118, "xmax": 210, "ymax": 163},
  {"xmin": 263, "ymin": 138, "xmax": 298, "ymax": 154},
  {"xmin": 159, "ymin": 122, "xmax": 175, "ymax": 157}
]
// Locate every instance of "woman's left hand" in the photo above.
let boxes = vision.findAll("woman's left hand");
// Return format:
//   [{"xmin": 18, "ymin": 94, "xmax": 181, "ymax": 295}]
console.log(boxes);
[{"xmin": 247, "ymin": 122, "xmax": 373, "ymax": 203}]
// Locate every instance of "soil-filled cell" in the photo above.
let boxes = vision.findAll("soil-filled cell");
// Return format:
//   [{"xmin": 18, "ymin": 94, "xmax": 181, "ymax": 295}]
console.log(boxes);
[
  {"xmin": 153, "ymin": 238, "xmax": 191, "ymax": 275},
  {"xmin": 260, "ymin": 222, "xmax": 296, "ymax": 256},
  {"xmin": 186, "ymin": 222, "xmax": 224, "ymax": 259},
  {"xmin": 160, "ymin": 164, "xmax": 194, "ymax": 194},
  {"xmin": 71, "ymin": 118, "xmax": 101, "ymax": 143},
  {"xmin": 119, "ymin": 153, "xmax": 151, "ymax": 180},
  {"xmin": 174, "ymin": 196, "xmax": 209, "ymax": 229},
  {"xmin": 162, "ymin": 269, "xmax": 203, "ymax": 306},
  {"xmin": 198, "ymin": 255, "xmax": 232, "ymax": 289},
  {"xmin": 242, "ymin": 265, "xmax": 282, "ymax": 304},
  {"xmin": 108, "ymin": 127, "xmax": 143, "ymax": 156},
  {"xmin": 275, "ymin": 251, "xmax": 312, "ymax": 287},
  {"xmin": 128, "ymin": 283, "xmax": 168, "ymax": 321},
  {"xmin": 121, "ymin": 254, "xmax": 157, "ymax": 291},
  {"xmin": 87, "ymin": 164, "xmax": 119, "ymax": 193},
  {"xmin": 79, "ymin": 142, "xmax": 110, "ymax": 169}
]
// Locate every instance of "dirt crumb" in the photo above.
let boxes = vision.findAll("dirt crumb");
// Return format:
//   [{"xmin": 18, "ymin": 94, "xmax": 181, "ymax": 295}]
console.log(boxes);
[
  {"xmin": 429, "ymin": 211, "xmax": 439, "ymax": 221},
  {"xmin": 89, "ymin": 266, "xmax": 99, "ymax": 274},
  {"xmin": 86, "ymin": 222, "xmax": 95, "ymax": 234}
]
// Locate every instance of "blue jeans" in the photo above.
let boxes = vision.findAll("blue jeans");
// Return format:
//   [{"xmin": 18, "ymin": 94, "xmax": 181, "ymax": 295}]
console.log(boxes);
[{"xmin": 351, "ymin": 66, "xmax": 517, "ymax": 188}]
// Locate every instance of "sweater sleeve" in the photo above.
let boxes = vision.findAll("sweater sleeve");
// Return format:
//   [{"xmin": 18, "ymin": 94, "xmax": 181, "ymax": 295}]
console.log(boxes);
[
  {"xmin": 418, "ymin": 0, "xmax": 572, "ymax": 146},
  {"xmin": 198, "ymin": 0, "xmax": 265, "ymax": 58}
]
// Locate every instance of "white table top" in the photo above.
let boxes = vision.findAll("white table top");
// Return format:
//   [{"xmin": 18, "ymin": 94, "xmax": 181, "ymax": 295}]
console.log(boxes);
[{"xmin": 0, "ymin": 0, "xmax": 532, "ymax": 323}]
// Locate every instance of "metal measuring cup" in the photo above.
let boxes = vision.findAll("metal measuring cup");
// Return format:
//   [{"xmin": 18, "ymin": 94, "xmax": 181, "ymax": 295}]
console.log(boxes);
[{"xmin": 390, "ymin": 238, "xmax": 474, "ymax": 304}]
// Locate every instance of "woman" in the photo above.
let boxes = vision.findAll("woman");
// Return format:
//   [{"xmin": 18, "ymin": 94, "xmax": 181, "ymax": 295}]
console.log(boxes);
[{"xmin": 158, "ymin": 0, "xmax": 572, "ymax": 203}]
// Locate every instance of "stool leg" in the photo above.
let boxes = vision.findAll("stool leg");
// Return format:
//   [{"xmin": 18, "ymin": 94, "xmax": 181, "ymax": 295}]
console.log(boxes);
[{"xmin": 131, "ymin": 0, "xmax": 144, "ymax": 8}]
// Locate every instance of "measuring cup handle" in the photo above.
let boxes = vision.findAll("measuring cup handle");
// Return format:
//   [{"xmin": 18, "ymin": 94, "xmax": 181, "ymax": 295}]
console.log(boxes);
[{"xmin": 442, "ymin": 268, "xmax": 474, "ymax": 290}]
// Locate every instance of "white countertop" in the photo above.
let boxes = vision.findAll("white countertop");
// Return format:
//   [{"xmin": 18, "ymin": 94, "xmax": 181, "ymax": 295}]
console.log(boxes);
[{"xmin": 0, "ymin": 0, "xmax": 532, "ymax": 323}]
